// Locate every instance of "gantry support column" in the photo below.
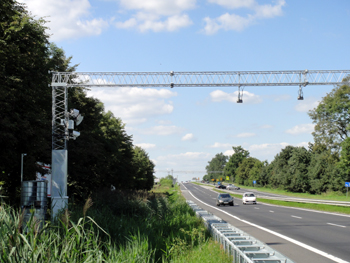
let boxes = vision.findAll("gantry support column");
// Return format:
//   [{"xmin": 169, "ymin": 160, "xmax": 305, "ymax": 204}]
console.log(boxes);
[{"xmin": 51, "ymin": 83, "xmax": 69, "ymax": 218}]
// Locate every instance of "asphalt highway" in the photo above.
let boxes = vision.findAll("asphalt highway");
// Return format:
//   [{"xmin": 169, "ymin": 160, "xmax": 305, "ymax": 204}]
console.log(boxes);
[{"xmin": 181, "ymin": 182, "xmax": 350, "ymax": 263}]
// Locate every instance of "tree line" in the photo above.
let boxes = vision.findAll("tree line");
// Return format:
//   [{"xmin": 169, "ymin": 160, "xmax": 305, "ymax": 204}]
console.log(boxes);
[
  {"xmin": 204, "ymin": 82, "xmax": 350, "ymax": 194},
  {"xmin": 0, "ymin": 0, "xmax": 155, "ymax": 205}
]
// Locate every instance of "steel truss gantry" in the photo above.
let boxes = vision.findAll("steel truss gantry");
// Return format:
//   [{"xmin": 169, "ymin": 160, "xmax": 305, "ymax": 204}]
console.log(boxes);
[
  {"xmin": 50, "ymin": 69, "xmax": 350, "ymax": 218},
  {"xmin": 156, "ymin": 170, "xmax": 224, "ymax": 174},
  {"xmin": 51, "ymin": 69, "xmax": 350, "ymax": 149}
]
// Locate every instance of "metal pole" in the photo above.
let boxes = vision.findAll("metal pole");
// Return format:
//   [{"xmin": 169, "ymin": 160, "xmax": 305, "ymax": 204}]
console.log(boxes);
[{"xmin": 21, "ymin": 153, "xmax": 27, "ymax": 183}]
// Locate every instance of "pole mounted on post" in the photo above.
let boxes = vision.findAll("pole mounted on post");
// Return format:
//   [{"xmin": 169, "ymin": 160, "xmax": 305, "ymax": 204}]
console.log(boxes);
[
  {"xmin": 50, "ymin": 71, "xmax": 84, "ymax": 218},
  {"xmin": 50, "ymin": 71, "xmax": 69, "ymax": 218},
  {"xmin": 21, "ymin": 153, "xmax": 27, "ymax": 183}
]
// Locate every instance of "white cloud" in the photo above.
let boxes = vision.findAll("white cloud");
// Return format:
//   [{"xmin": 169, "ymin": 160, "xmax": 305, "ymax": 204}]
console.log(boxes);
[
  {"xmin": 116, "ymin": 14, "xmax": 193, "ymax": 32},
  {"xmin": 156, "ymin": 120, "xmax": 172, "ymax": 125},
  {"xmin": 22, "ymin": 0, "xmax": 109, "ymax": 41},
  {"xmin": 224, "ymin": 149, "xmax": 234, "ymax": 156},
  {"xmin": 142, "ymin": 125, "xmax": 185, "ymax": 136},
  {"xmin": 295, "ymin": 97, "xmax": 320, "ymax": 112},
  {"xmin": 285, "ymin": 124, "xmax": 314, "ymax": 135},
  {"xmin": 157, "ymin": 152, "xmax": 211, "ymax": 168},
  {"xmin": 207, "ymin": 0, "xmax": 256, "ymax": 9},
  {"xmin": 210, "ymin": 90, "xmax": 262, "ymax": 104},
  {"xmin": 135, "ymin": 143, "xmax": 156, "ymax": 149},
  {"xmin": 118, "ymin": 0, "xmax": 197, "ymax": 16},
  {"xmin": 86, "ymin": 87, "xmax": 177, "ymax": 124},
  {"xmin": 203, "ymin": 0, "xmax": 285, "ymax": 34},
  {"xmin": 182, "ymin": 133, "xmax": 196, "ymax": 141},
  {"xmin": 248, "ymin": 141, "xmax": 310, "ymax": 162},
  {"xmin": 248, "ymin": 142, "xmax": 289, "ymax": 161},
  {"xmin": 116, "ymin": 0, "xmax": 195, "ymax": 32},
  {"xmin": 236, "ymin": 132, "xmax": 256, "ymax": 138},
  {"xmin": 209, "ymin": 142, "xmax": 232, "ymax": 148}
]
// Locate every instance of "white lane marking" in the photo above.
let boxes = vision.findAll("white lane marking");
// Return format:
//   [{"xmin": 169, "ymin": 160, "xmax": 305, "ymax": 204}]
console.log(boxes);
[
  {"xmin": 254, "ymin": 207, "xmax": 260, "ymax": 209},
  {"xmin": 186, "ymin": 190, "xmax": 348, "ymax": 263},
  {"xmin": 327, "ymin": 223, "xmax": 346, "ymax": 228},
  {"xmin": 291, "ymin": 215, "xmax": 302, "ymax": 219},
  {"xmin": 269, "ymin": 210, "xmax": 274, "ymax": 213}
]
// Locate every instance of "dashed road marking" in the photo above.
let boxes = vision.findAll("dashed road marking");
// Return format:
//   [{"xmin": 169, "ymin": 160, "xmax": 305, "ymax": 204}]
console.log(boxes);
[{"xmin": 327, "ymin": 223, "xmax": 346, "ymax": 228}]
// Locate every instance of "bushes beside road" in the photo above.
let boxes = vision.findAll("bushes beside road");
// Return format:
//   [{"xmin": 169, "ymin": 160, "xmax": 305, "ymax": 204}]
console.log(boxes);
[{"xmin": 0, "ymin": 184, "xmax": 232, "ymax": 262}]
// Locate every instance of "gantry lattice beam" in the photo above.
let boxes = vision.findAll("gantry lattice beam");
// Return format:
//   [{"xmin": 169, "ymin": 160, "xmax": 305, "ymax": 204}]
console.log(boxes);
[
  {"xmin": 51, "ymin": 70, "xmax": 350, "ymax": 88},
  {"xmin": 51, "ymin": 69, "xmax": 350, "ymax": 149}
]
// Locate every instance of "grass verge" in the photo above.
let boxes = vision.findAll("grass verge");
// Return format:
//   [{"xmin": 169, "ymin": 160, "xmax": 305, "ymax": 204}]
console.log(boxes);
[{"xmin": 0, "ymin": 181, "xmax": 233, "ymax": 263}]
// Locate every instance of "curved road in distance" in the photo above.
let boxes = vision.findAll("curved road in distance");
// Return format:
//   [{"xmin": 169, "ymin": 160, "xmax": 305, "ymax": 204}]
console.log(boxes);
[{"xmin": 181, "ymin": 182, "xmax": 350, "ymax": 263}]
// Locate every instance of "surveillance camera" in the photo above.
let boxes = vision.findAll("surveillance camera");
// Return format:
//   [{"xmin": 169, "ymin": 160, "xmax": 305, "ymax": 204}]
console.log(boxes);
[
  {"xmin": 70, "ymin": 130, "xmax": 80, "ymax": 140},
  {"xmin": 75, "ymin": 115, "xmax": 84, "ymax": 126},
  {"xmin": 70, "ymin": 109, "xmax": 84, "ymax": 126},
  {"xmin": 70, "ymin": 109, "xmax": 80, "ymax": 118}
]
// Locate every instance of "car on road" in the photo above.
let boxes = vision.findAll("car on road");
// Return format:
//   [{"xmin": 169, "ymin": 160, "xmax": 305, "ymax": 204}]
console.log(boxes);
[
  {"xmin": 216, "ymin": 193, "xmax": 234, "ymax": 206},
  {"xmin": 226, "ymin": 184, "xmax": 240, "ymax": 190},
  {"xmin": 242, "ymin": 192, "xmax": 257, "ymax": 205},
  {"xmin": 217, "ymin": 185, "xmax": 226, "ymax": 189}
]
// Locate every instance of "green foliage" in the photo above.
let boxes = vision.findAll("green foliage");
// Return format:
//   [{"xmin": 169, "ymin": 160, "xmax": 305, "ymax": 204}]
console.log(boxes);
[
  {"xmin": 308, "ymin": 83, "xmax": 350, "ymax": 152},
  {"xmin": 204, "ymin": 153, "xmax": 227, "ymax": 181},
  {"xmin": 338, "ymin": 137, "xmax": 350, "ymax": 179},
  {"xmin": 235, "ymin": 157, "xmax": 262, "ymax": 186},
  {"xmin": 0, "ymin": 203, "xmax": 156, "ymax": 262},
  {"xmin": 308, "ymin": 145, "xmax": 340, "ymax": 194},
  {"xmin": 285, "ymin": 147, "xmax": 311, "ymax": 192},
  {"xmin": 69, "ymin": 187, "xmax": 212, "ymax": 263},
  {"xmin": 0, "ymin": 0, "xmax": 54, "ymax": 204},
  {"xmin": 0, "ymin": 1, "xmax": 156, "ymax": 203},
  {"xmin": 132, "ymin": 146, "xmax": 155, "ymax": 190},
  {"xmin": 224, "ymin": 146, "xmax": 250, "ymax": 182}
]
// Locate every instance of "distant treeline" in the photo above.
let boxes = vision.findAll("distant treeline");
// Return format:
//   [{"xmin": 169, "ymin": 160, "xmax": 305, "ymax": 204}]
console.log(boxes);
[
  {"xmin": 0, "ymin": 0, "xmax": 154, "ymax": 205},
  {"xmin": 204, "ymin": 82, "xmax": 350, "ymax": 194}
]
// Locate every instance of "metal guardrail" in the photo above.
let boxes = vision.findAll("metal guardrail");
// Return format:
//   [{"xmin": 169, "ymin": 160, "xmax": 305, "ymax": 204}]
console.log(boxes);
[{"xmin": 187, "ymin": 200, "xmax": 295, "ymax": 263}]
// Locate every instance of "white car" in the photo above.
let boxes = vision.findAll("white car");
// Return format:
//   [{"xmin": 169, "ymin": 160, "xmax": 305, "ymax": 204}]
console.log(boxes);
[
  {"xmin": 227, "ymin": 184, "xmax": 240, "ymax": 190},
  {"xmin": 242, "ymin": 192, "xmax": 257, "ymax": 205}
]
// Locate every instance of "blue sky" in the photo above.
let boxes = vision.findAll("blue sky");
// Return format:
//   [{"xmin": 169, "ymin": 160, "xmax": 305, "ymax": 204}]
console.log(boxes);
[{"xmin": 22, "ymin": 0, "xmax": 350, "ymax": 182}]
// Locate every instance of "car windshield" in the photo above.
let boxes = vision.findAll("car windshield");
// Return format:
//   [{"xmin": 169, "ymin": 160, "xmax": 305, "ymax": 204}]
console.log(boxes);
[
  {"xmin": 220, "ymin": 194, "xmax": 231, "ymax": 198},
  {"xmin": 245, "ymin": 193, "xmax": 255, "ymax": 197}
]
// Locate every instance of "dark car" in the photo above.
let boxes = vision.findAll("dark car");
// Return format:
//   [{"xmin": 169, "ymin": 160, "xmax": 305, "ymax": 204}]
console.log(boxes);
[
  {"xmin": 218, "ymin": 185, "xmax": 226, "ymax": 189},
  {"xmin": 216, "ymin": 193, "xmax": 234, "ymax": 206}
]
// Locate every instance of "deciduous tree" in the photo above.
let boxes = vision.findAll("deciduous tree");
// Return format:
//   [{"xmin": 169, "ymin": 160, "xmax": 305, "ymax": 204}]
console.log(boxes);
[
  {"xmin": 224, "ymin": 146, "xmax": 250, "ymax": 182},
  {"xmin": 308, "ymin": 82, "xmax": 350, "ymax": 152}
]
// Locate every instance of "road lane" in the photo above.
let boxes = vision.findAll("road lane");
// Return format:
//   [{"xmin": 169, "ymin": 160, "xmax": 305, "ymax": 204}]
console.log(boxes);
[{"xmin": 182, "ymin": 183, "xmax": 350, "ymax": 263}]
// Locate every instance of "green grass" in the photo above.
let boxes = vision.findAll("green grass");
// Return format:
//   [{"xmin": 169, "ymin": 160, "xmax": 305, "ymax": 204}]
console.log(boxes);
[
  {"xmin": 0, "ymin": 184, "xmax": 233, "ymax": 263},
  {"xmin": 171, "ymin": 239, "xmax": 232, "ymax": 263}
]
